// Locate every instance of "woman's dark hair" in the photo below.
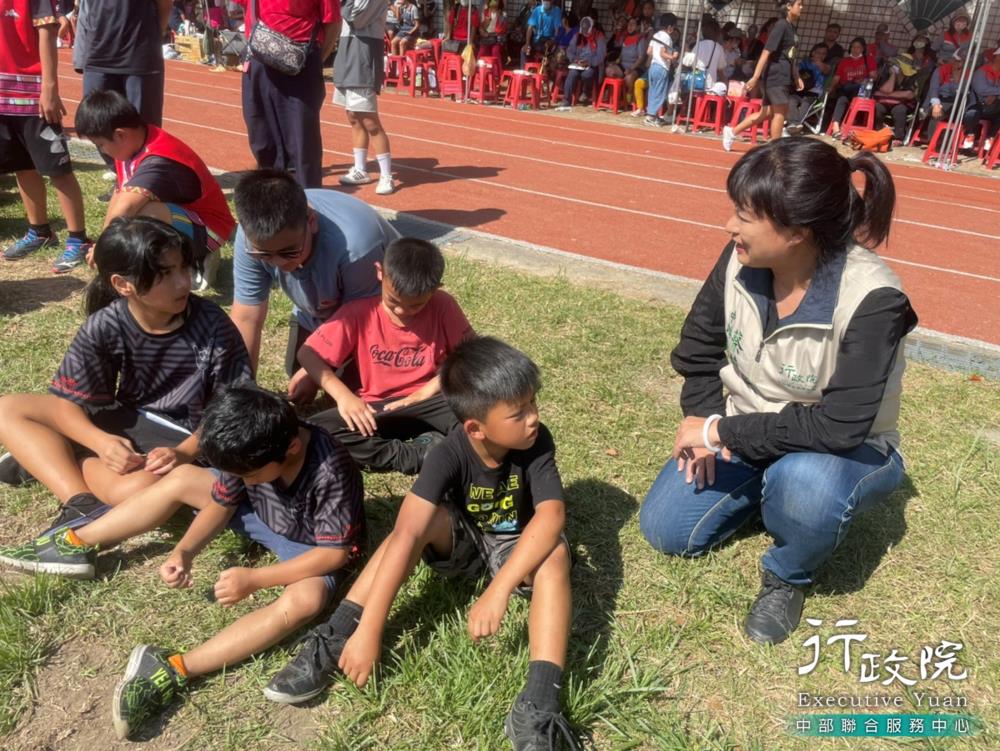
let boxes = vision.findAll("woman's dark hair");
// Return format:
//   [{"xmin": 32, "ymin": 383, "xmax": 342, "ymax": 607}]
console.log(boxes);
[
  {"xmin": 383, "ymin": 237, "xmax": 445, "ymax": 297},
  {"xmin": 84, "ymin": 217, "xmax": 194, "ymax": 315},
  {"xmin": 776, "ymin": 0, "xmax": 795, "ymax": 18},
  {"xmin": 233, "ymin": 169, "xmax": 309, "ymax": 242},
  {"xmin": 74, "ymin": 89, "xmax": 146, "ymax": 140},
  {"xmin": 441, "ymin": 336, "xmax": 541, "ymax": 422},
  {"xmin": 947, "ymin": 14, "xmax": 970, "ymax": 35},
  {"xmin": 726, "ymin": 139, "xmax": 895, "ymax": 258},
  {"xmin": 200, "ymin": 384, "xmax": 299, "ymax": 474},
  {"xmin": 849, "ymin": 35, "xmax": 867, "ymax": 53},
  {"xmin": 701, "ymin": 17, "xmax": 721, "ymax": 41}
]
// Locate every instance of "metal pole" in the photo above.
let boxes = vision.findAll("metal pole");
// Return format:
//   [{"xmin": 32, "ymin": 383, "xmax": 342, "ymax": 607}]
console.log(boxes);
[
  {"xmin": 682, "ymin": 7, "xmax": 705, "ymax": 132},
  {"xmin": 935, "ymin": 0, "xmax": 990, "ymax": 168},
  {"xmin": 671, "ymin": 0, "xmax": 693, "ymax": 126},
  {"xmin": 463, "ymin": 0, "xmax": 475, "ymax": 101}
]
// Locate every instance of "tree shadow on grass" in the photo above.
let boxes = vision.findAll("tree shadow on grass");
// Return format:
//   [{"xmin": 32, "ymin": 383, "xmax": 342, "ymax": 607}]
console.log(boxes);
[
  {"xmin": 0, "ymin": 276, "xmax": 87, "ymax": 316},
  {"xmin": 812, "ymin": 475, "xmax": 915, "ymax": 596}
]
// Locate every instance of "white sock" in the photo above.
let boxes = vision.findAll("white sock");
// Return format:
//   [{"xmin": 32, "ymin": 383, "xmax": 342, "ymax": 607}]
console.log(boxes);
[
  {"xmin": 353, "ymin": 148, "xmax": 367, "ymax": 172},
  {"xmin": 376, "ymin": 153, "xmax": 392, "ymax": 178}
]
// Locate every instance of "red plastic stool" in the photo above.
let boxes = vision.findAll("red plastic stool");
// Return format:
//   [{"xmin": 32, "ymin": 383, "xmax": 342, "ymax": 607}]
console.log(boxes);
[
  {"xmin": 549, "ymin": 68, "xmax": 567, "ymax": 104},
  {"xmin": 974, "ymin": 119, "xmax": 991, "ymax": 159},
  {"xmin": 838, "ymin": 97, "xmax": 877, "ymax": 139},
  {"xmin": 692, "ymin": 93, "xmax": 726, "ymax": 134},
  {"xmin": 984, "ymin": 132, "xmax": 1000, "ymax": 169},
  {"xmin": 729, "ymin": 98, "xmax": 770, "ymax": 142},
  {"xmin": 384, "ymin": 55, "xmax": 408, "ymax": 88},
  {"xmin": 469, "ymin": 63, "xmax": 498, "ymax": 103},
  {"xmin": 437, "ymin": 53, "xmax": 465, "ymax": 100},
  {"xmin": 502, "ymin": 71, "xmax": 540, "ymax": 109},
  {"xmin": 407, "ymin": 61, "xmax": 433, "ymax": 96},
  {"xmin": 595, "ymin": 77, "xmax": 625, "ymax": 114},
  {"xmin": 923, "ymin": 121, "xmax": 964, "ymax": 165},
  {"xmin": 478, "ymin": 54, "xmax": 502, "ymax": 79}
]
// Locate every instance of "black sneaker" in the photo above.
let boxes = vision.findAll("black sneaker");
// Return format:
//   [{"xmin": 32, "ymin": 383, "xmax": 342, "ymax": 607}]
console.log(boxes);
[
  {"xmin": 0, "ymin": 527, "xmax": 97, "ymax": 579},
  {"xmin": 112, "ymin": 645, "xmax": 187, "ymax": 740},
  {"xmin": 98, "ymin": 189, "xmax": 113, "ymax": 203},
  {"xmin": 743, "ymin": 569, "xmax": 805, "ymax": 645},
  {"xmin": 263, "ymin": 625, "xmax": 346, "ymax": 704},
  {"xmin": 0, "ymin": 452, "xmax": 33, "ymax": 486},
  {"xmin": 42, "ymin": 492, "xmax": 111, "ymax": 535},
  {"xmin": 505, "ymin": 699, "xmax": 582, "ymax": 751}
]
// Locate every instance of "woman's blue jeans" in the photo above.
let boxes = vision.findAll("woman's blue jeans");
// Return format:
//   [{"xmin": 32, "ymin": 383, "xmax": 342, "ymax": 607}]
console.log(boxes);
[
  {"xmin": 646, "ymin": 63, "xmax": 671, "ymax": 117},
  {"xmin": 639, "ymin": 445, "xmax": 905, "ymax": 586}
]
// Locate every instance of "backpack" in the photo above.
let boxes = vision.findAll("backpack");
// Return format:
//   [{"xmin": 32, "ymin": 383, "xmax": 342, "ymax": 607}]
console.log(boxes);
[{"xmin": 846, "ymin": 126, "xmax": 893, "ymax": 153}]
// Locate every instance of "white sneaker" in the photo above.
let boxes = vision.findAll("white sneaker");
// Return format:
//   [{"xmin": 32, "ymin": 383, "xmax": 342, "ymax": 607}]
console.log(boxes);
[
  {"xmin": 339, "ymin": 168, "xmax": 372, "ymax": 186},
  {"xmin": 375, "ymin": 174, "xmax": 395, "ymax": 195},
  {"xmin": 101, "ymin": 170, "xmax": 116, "ymax": 181},
  {"xmin": 722, "ymin": 126, "xmax": 735, "ymax": 152}
]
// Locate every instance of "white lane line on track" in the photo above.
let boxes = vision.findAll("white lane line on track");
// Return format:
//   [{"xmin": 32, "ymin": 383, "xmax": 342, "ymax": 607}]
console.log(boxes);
[
  {"xmin": 62, "ymin": 72, "xmax": 1000, "ymax": 209},
  {"xmin": 58, "ymin": 95, "xmax": 1000, "ymax": 263}
]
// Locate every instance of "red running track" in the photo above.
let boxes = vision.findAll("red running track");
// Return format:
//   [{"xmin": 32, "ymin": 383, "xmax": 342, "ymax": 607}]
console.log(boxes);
[{"xmin": 56, "ymin": 53, "xmax": 1000, "ymax": 346}]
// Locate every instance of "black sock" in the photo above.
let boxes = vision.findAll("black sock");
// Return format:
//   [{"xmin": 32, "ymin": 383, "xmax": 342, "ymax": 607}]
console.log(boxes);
[
  {"xmin": 65, "ymin": 491, "xmax": 104, "ymax": 513},
  {"xmin": 68, "ymin": 230, "xmax": 88, "ymax": 242},
  {"xmin": 329, "ymin": 599, "xmax": 363, "ymax": 638},
  {"xmin": 518, "ymin": 660, "xmax": 563, "ymax": 713},
  {"xmin": 29, "ymin": 223, "xmax": 52, "ymax": 237}
]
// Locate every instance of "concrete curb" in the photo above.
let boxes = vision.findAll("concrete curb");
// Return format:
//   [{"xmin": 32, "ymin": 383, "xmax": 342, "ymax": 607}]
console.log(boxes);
[{"xmin": 65, "ymin": 139, "xmax": 1000, "ymax": 378}]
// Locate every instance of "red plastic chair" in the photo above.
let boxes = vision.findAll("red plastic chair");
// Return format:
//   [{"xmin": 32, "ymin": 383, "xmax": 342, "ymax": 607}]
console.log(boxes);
[
  {"xmin": 478, "ymin": 54, "xmax": 502, "ymax": 79},
  {"xmin": 384, "ymin": 55, "xmax": 408, "ymax": 88},
  {"xmin": 469, "ymin": 64, "xmax": 499, "ymax": 103},
  {"xmin": 836, "ymin": 97, "xmax": 877, "ymax": 139},
  {"xmin": 729, "ymin": 98, "xmax": 770, "ymax": 143},
  {"xmin": 984, "ymin": 133, "xmax": 1000, "ymax": 169},
  {"xmin": 692, "ymin": 93, "xmax": 727, "ymax": 134},
  {"xmin": 595, "ymin": 77, "xmax": 625, "ymax": 114},
  {"xmin": 922, "ymin": 121, "xmax": 964, "ymax": 165},
  {"xmin": 437, "ymin": 53, "xmax": 465, "ymax": 100},
  {"xmin": 502, "ymin": 71, "xmax": 540, "ymax": 109}
]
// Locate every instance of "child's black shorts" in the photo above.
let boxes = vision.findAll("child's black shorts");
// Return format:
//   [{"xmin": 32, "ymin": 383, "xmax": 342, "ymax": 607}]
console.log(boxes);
[
  {"xmin": 422, "ymin": 502, "xmax": 571, "ymax": 598},
  {"xmin": 72, "ymin": 403, "xmax": 192, "ymax": 459},
  {"xmin": 0, "ymin": 115, "xmax": 73, "ymax": 178}
]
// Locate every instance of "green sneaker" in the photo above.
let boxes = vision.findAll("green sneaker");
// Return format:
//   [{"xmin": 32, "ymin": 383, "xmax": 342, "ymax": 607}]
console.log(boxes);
[
  {"xmin": 112, "ymin": 645, "xmax": 187, "ymax": 740},
  {"xmin": 0, "ymin": 528, "xmax": 97, "ymax": 579}
]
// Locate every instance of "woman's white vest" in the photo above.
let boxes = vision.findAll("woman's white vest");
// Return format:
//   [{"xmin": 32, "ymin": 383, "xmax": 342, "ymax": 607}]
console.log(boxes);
[{"xmin": 720, "ymin": 244, "xmax": 906, "ymax": 454}]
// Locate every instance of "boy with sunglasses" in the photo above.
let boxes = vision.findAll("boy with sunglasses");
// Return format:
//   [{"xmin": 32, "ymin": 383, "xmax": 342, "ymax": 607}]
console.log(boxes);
[{"xmin": 230, "ymin": 169, "xmax": 400, "ymax": 405}]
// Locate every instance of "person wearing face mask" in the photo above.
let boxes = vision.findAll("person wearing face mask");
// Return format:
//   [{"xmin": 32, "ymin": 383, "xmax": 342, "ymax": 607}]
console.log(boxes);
[
  {"xmin": 446, "ymin": 0, "xmax": 480, "ymax": 54},
  {"xmin": 558, "ymin": 15, "xmax": 605, "ymax": 105},
  {"xmin": 826, "ymin": 36, "xmax": 877, "ymax": 139},
  {"xmin": 521, "ymin": 0, "xmax": 562, "ymax": 68},
  {"xmin": 936, "ymin": 13, "xmax": 972, "ymax": 61},
  {"xmin": 962, "ymin": 49, "xmax": 1000, "ymax": 140},
  {"xmin": 479, "ymin": 0, "xmax": 509, "ymax": 61},
  {"xmin": 922, "ymin": 47, "xmax": 969, "ymax": 141}
]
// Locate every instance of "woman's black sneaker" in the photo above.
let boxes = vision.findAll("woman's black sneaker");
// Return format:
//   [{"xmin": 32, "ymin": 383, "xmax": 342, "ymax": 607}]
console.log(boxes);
[{"xmin": 743, "ymin": 569, "xmax": 805, "ymax": 645}]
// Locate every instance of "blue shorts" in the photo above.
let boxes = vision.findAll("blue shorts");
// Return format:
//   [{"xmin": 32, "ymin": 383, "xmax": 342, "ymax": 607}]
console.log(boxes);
[
  {"xmin": 163, "ymin": 202, "xmax": 209, "ymax": 257},
  {"xmin": 226, "ymin": 501, "xmax": 348, "ymax": 601}
]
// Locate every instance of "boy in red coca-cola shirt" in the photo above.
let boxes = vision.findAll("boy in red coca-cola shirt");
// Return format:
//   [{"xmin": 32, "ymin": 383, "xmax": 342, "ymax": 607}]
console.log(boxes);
[{"xmin": 299, "ymin": 237, "xmax": 474, "ymax": 475}]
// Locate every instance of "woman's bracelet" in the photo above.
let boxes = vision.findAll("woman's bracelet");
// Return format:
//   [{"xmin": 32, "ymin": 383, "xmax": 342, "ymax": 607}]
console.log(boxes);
[{"xmin": 702, "ymin": 414, "xmax": 723, "ymax": 453}]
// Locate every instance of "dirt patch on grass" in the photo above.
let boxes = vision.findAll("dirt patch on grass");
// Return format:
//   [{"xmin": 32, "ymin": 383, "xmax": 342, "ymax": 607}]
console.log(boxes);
[{"xmin": 8, "ymin": 638, "xmax": 190, "ymax": 751}]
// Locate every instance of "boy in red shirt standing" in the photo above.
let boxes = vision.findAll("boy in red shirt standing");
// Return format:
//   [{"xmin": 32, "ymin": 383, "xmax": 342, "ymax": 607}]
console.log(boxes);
[
  {"xmin": 1, "ymin": 0, "xmax": 91, "ymax": 271},
  {"xmin": 299, "ymin": 237, "xmax": 474, "ymax": 475}
]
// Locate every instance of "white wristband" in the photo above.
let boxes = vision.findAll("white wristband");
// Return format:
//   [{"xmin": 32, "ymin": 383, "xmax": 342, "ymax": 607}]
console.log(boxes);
[{"xmin": 702, "ymin": 414, "xmax": 723, "ymax": 453}]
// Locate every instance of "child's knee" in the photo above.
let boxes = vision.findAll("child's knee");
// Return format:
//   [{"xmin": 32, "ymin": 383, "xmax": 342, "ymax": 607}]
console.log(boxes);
[{"xmin": 279, "ymin": 578, "xmax": 329, "ymax": 620}]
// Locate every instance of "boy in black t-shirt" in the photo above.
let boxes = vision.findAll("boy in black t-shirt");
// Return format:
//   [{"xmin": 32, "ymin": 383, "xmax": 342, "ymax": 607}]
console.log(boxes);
[
  {"xmin": 0, "ymin": 385, "xmax": 365, "ymax": 740},
  {"xmin": 264, "ymin": 337, "xmax": 580, "ymax": 751}
]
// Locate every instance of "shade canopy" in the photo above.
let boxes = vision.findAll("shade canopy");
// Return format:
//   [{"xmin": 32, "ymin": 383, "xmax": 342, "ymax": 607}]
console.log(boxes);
[{"xmin": 895, "ymin": 0, "xmax": 969, "ymax": 30}]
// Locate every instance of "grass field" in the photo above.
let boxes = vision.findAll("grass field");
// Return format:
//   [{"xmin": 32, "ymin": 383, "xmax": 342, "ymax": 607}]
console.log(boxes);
[{"xmin": 0, "ymin": 163, "xmax": 998, "ymax": 750}]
